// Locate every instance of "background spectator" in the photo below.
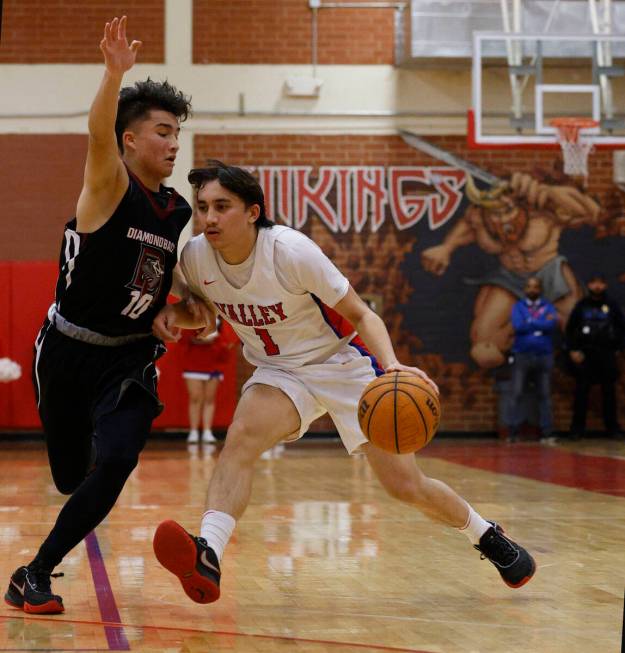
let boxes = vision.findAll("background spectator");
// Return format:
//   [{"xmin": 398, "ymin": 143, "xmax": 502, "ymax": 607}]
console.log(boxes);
[
  {"xmin": 507, "ymin": 277, "xmax": 558, "ymax": 443},
  {"xmin": 565, "ymin": 274, "xmax": 625, "ymax": 439}
]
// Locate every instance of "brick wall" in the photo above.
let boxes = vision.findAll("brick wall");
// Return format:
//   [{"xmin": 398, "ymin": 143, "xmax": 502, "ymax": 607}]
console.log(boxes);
[
  {"xmin": 194, "ymin": 134, "xmax": 625, "ymax": 434},
  {"xmin": 317, "ymin": 3, "xmax": 394, "ymax": 65},
  {"xmin": 3, "ymin": 131, "xmax": 623, "ymax": 433},
  {"xmin": 195, "ymin": 133, "xmax": 622, "ymax": 171},
  {"xmin": 193, "ymin": 0, "xmax": 395, "ymax": 64},
  {"xmin": 0, "ymin": 0, "xmax": 164, "ymax": 63},
  {"xmin": 0, "ymin": 135, "xmax": 87, "ymax": 261}
]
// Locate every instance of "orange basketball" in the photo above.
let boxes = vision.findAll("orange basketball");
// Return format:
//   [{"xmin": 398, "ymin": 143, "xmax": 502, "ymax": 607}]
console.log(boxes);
[{"xmin": 357, "ymin": 371, "xmax": 441, "ymax": 454}]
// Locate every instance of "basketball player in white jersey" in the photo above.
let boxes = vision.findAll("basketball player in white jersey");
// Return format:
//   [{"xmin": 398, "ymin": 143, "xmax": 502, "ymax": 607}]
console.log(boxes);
[{"xmin": 151, "ymin": 161, "xmax": 536, "ymax": 604}]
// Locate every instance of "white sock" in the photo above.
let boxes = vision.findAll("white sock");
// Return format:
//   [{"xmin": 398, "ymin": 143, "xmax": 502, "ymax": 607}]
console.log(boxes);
[
  {"xmin": 200, "ymin": 510, "xmax": 236, "ymax": 561},
  {"xmin": 458, "ymin": 505, "xmax": 491, "ymax": 545}
]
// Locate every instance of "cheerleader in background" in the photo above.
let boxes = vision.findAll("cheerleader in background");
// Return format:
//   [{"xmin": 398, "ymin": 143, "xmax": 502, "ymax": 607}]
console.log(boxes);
[{"xmin": 181, "ymin": 317, "xmax": 238, "ymax": 444}]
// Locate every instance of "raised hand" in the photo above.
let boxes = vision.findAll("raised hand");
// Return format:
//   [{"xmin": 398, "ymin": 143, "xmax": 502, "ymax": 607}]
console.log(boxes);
[{"xmin": 99, "ymin": 16, "xmax": 142, "ymax": 75}]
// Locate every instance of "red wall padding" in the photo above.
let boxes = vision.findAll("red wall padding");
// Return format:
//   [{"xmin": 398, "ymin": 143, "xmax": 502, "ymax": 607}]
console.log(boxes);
[
  {"xmin": 7, "ymin": 262, "xmax": 58, "ymax": 427},
  {"xmin": 0, "ymin": 262, "xmax": 236, "ymax": 432},
  {"xmin": 0, "ymin": 263, "xmax": 13, "ymax": 424}
]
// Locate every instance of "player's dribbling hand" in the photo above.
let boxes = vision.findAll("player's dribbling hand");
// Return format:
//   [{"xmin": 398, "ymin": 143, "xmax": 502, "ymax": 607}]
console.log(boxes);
[
  {"xmin": 185, "ymin": 294, "xmax": 217, "ymax": 338},
  {"xmin": 385, "ymin": 362, "xmax": 439, "ymax": 395},
  {"xmin": 152, "ymin": 305, "xmax": 181, "ymax": 342}
]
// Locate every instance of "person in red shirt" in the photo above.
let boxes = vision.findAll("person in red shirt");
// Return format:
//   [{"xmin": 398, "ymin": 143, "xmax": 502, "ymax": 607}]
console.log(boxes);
[{"xmin": 181, "ymin": 318, "xmax": 238, "ymax": 443}]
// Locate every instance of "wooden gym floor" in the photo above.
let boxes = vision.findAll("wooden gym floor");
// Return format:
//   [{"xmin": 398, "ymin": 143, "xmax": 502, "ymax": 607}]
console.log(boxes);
[{"xmin": 0, "ymin": 436, "xmax": 624, "ymax": 653}]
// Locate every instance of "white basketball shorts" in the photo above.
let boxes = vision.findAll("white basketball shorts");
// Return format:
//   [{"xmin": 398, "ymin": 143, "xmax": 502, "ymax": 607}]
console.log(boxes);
[{"xmin": 241, "ymin": 346, "xmax": 380, "ymax": 454}]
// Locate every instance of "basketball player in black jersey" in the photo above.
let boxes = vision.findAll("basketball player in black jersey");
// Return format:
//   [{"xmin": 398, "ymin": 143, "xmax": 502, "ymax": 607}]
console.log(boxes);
[{"xmin": 4, "ymin": 17, "xmax": 194, "ymax": 614}]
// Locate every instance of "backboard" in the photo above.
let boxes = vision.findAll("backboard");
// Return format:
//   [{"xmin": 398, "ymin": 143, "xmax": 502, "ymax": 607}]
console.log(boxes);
[{"xmin": 471, "ymin": 31, "xmax": 625, "ymax": 149}]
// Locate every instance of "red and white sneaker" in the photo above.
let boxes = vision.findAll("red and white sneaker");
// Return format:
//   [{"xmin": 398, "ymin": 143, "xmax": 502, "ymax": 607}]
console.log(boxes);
[
  {"xmin": 5, "ymin": 564, "xmax": 64, "ymax": 614},
  {"xmin": 153, "ymin": 520, "xmax": 221, "ymax": 604}
]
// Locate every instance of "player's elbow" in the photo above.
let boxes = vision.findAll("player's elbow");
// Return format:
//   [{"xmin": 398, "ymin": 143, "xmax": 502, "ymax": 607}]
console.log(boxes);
[{"xmin": 354, "ymin": 307, "xmax": 380, "ymax": 333}]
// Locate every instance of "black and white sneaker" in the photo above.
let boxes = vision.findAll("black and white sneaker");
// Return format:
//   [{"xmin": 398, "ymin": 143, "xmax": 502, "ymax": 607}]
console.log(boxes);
[
  {"xmin": 5, "ymin": 564, "xmax": 64, "ymax": 614},
  {"xmin": 153, "ymin": 520, "xmax": 221, "ymax": 604},
  {"xmin": 475, "ymin": 521, "xmax": 536, "ymax": 588}
]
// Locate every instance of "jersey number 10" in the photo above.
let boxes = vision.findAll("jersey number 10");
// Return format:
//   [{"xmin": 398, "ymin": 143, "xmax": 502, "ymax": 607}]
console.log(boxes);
[{"xmin": 121, "ymin": 290, "xmax": 154, "ymax": 320}]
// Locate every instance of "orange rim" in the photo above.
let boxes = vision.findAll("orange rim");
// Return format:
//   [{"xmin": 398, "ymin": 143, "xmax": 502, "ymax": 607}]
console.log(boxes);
[{"xmin": 550, "ymin": 117, "xmax": 599, "ymax": 142}]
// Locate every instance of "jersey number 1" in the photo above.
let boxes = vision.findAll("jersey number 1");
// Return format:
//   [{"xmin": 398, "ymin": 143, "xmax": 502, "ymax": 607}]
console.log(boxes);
[{"xmin": 254, "ymin": 328, "xmax": 280, "ymax": 356}]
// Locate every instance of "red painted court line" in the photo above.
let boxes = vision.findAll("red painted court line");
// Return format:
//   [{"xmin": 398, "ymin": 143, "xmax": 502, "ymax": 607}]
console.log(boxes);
[
  {"xmin": 0, "ymin": 615, "xmax": 435, "ymax": 653},
  {"xmin": 422, "ymin": 442, "xmax": 625, "ymax": 497}
]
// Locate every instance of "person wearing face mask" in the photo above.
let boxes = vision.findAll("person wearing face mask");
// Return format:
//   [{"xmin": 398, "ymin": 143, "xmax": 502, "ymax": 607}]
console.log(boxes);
[
  {"xmin": 507, "ymin": 277, "xmax": 559, "ymax": 443},
  {"xmin": 565, "ymin": 274, "xmax": 625, "ymax": 440}
]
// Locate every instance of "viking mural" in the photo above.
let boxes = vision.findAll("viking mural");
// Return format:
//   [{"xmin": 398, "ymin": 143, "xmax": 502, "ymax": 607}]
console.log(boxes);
[
  {"xmin": 244, "ymin": 135, "xmax": 625, "ymax": 432},
  {"xmin": 421, "ymin": 172, "xmax": 600, "ymax": 368}
]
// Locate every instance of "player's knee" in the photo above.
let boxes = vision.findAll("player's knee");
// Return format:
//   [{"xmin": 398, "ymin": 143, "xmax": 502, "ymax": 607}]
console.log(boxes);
[
  {"xmin": 223, "ymin": 421, "xmax": 265, "ymax": 462},
  {"xmin": 225, "ymin": 419, "xmax": 252, "ymax": 442},
  {"xmin": 98, "ymin": 450, "xmax": 140, "ymax": 477},
  {"xmin": 52, "ymin": 474, "xmax": 82, "ymax": 495}
]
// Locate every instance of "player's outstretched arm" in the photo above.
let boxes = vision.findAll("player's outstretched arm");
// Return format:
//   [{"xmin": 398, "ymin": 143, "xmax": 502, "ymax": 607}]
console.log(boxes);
[
  {"xmin": 76, "ymin": 16, "xmax": 142, "ymax": 233},
  {"xmin": 333, "ymin": 286, "xmax": 438, "ymax": 393}
]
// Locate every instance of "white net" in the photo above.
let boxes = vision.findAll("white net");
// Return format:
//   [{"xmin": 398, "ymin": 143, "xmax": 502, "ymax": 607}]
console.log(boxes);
[
  {"xmin": 556, "ymin": 136, "xmax": 594, "ymax": 177},
  {"xmin": 551, "ymin": 118, "xmax": 598, "ymax": 178}
]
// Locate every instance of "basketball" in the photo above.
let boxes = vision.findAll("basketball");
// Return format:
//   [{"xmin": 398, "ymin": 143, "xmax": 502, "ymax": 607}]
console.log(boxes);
[{"xmin": 357, "ymin": 371, "xmax": 441, "ymax": 454}]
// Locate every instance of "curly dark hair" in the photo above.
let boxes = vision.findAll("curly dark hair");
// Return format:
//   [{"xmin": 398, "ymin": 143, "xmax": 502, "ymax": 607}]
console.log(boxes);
[
  {"xmin": 188, "ymin": 160, "xmax": 274, "ymax": 229},
  {"xmin": 115, "ymin": 78, "xmax": 192, "ymax": 152}
]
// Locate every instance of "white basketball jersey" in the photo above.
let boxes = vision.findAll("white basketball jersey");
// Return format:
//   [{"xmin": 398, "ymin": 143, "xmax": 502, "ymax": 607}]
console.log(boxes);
[{"xmin": 181, "ymin": 226, "xmax": 360, "ymax": 369}]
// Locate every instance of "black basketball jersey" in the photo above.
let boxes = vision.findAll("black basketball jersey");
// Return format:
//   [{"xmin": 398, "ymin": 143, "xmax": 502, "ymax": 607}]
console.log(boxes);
[{"xmin": 54, "ymin": 170, "xmax": 191, "ymax": 337}]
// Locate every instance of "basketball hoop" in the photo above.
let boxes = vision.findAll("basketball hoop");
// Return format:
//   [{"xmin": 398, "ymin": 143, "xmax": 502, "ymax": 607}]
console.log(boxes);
[{"xmin": 550, "ymin": 117, "xmax": 599, "ymax": 178}]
